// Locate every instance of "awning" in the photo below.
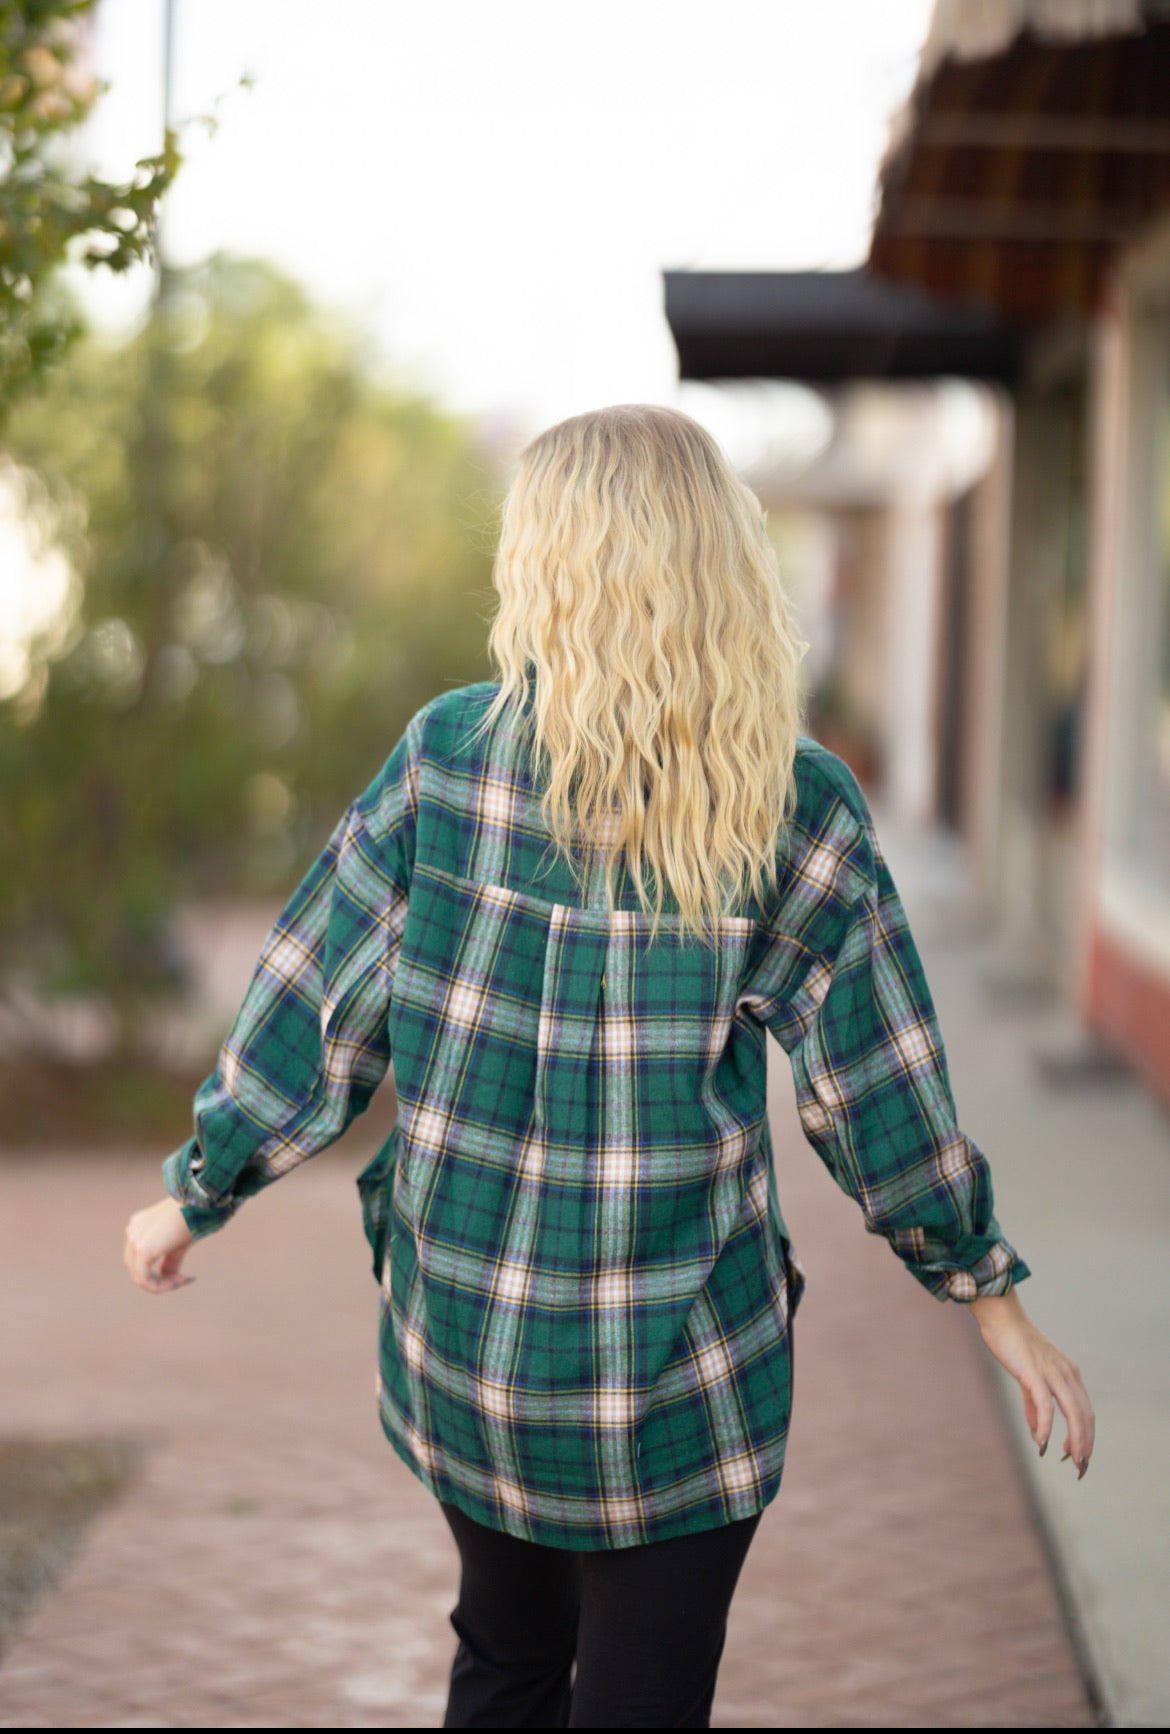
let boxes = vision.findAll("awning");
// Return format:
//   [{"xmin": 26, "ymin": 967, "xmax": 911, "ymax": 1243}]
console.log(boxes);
[
  {"xmin": 918, "ymin": 0, "xmax": 1149, "ymax": 79},
  {"xmin": 664, "ymin": 269, "xmax": 1027, "ymax": 386},
  {"xmin": 870, "ymin": 2, "xmax": 1170, "ymax": 319}
]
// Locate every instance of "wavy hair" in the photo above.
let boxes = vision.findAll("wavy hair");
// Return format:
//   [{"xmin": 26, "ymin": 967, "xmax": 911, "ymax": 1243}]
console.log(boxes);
[{"xmin": 469, "ymin": 403, "xmax": 808, "ymax": 944}]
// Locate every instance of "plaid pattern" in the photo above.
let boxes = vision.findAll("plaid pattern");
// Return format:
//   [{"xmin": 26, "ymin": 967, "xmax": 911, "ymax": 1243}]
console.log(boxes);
[{"xmin": 163, "ymin": 679, "xmax": 1030, "ymax": 1549}]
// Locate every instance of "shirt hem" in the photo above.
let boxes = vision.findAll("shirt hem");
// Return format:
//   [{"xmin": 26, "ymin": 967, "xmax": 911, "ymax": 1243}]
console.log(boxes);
[{"xmin": 375, "ymin": 1404, "xmax": 783, "ymax": 1552}]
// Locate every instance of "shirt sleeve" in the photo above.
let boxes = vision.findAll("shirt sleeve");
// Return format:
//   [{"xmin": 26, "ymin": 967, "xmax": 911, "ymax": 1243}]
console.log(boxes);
[
  {"xmin": 751, "ymin": 777, "xmax": 1031, "ymax": 1303},
  {"xmin": 160, "ymin": 715, "xmax": 422, "ymax": 1240}
]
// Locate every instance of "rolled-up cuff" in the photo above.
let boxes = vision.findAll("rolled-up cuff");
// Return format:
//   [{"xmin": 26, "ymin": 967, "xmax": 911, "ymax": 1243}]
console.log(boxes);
[
  {"xmin": 943, "ymin": 1244, "xmax": 1032, "ymax": 1301},
  {"xmin": 162, "ymin": 1139, "xmax": 238, "ymax": 1240},
  {"xmin": 888, "ymin": 1216, "xmax": 1031, "ymax": 1302},
  {"xmin": 907, "ymin": 1243, "xmax": 1032, "ymax": 1302}
]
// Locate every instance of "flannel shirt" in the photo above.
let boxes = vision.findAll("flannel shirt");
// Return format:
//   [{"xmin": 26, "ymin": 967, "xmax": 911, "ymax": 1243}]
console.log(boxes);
[{"xmin": 163, "ymin": 679, "xmax": 1030, "ymax": 1550}]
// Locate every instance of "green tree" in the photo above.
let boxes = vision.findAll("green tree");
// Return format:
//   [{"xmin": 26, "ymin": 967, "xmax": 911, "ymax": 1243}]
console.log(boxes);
[
  {"xmin": 1, "ymin": 0, "xmax": 178, "ymax": 418},
  {"xmin": 1, "ymin": 255, "xmax": 498, "ymax": 1051}
]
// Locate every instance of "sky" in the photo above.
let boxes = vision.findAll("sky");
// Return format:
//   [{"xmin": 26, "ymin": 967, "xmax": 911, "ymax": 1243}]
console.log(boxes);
[
  {"xmin": 78, "ymin": 0, "xmax": 937, "ymax": 441},
  {"xmin": 7, "ymin": 0, "xmax": 943, "ymax": 699}
]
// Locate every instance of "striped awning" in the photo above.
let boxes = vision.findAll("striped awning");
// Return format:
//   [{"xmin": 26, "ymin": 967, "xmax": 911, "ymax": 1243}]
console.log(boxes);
[{"xmin": 869, "ymin": 0, "xmax": 1170, "ymax": 318}]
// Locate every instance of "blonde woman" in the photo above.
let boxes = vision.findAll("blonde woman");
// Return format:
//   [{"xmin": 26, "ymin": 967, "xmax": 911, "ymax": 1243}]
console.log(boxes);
[{"xmin": 125, "ymin": 404, "xmax": 1095, "ymax": 1729}]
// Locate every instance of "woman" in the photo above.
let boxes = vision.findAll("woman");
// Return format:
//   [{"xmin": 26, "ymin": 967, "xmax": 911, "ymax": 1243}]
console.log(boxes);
[{"xmin": 125, "ymin": 404, "xmax": 1095, "ymax": 1729}]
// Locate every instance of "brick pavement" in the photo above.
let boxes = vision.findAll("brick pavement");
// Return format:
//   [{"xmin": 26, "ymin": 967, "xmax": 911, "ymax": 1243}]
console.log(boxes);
[{"xmin": 0, "ymin": 1052, "xmax": 1095, "ymax": 1728}]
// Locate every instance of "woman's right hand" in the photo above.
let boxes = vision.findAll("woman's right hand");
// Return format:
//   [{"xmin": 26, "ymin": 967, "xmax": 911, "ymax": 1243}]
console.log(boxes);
[
  {"xmin": 969, "ymin": 1288, "xmax": 1095, "ymax": 1477},
  {"xmin": 124, "ymin": 1195, "xmax": 196, "ymax": 1295}
]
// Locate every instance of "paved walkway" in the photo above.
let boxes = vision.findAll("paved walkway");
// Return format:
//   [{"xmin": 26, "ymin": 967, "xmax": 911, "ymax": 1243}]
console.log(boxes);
[
  {"xmin": 876, "ymin": 812, "xmax": 1170, "ymax": 1731},
  {"xmin": 0, "ymin": 824, "xmax": 1114, "ymax": 1727}
]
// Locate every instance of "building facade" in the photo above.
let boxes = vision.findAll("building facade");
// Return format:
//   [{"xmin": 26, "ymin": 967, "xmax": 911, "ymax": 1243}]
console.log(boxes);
[{"xmin": 665, "ymin": 1, "xmax": 1170, "ymax": 1107}]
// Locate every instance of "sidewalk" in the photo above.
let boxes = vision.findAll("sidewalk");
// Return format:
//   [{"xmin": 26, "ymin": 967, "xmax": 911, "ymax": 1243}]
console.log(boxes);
[
  {"xmin": 0, "ymin": 839, "xmax": 1110, "ymax": 1727},
  {"xmin": 874, "ymin": 808, "xmax": 1170, "ymax": 1731}
]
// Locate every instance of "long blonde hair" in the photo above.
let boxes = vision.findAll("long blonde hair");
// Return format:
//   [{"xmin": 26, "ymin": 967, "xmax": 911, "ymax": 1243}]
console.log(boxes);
[{"xmin": 470, "ymin": 404, "xmax": 808, "ymax": 944}]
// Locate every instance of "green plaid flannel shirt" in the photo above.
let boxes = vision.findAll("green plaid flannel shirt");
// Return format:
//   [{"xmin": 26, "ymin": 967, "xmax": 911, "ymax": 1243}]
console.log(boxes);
[{"xmin": 163, "ymin": 680, "xmax": 1029, "ymax": 1549}]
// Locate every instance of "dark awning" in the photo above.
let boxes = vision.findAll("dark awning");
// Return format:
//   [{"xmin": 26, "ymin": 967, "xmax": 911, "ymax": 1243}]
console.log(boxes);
[{"xmin": 664, "ymin": 269, "xmax": 1028, "ymax": 386}]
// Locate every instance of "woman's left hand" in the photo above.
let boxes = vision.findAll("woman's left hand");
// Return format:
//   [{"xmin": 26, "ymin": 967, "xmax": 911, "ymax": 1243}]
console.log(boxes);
[
  {"xmin": 124, "ymin": 1197, "xmax": 196, "ymax": 1294},
  {"xmin": 970, "ymin": 1287, "xmax": 1094, "ymax": 1477}
]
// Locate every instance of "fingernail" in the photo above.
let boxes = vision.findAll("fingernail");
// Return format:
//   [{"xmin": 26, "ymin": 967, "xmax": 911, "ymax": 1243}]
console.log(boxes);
[
  {"xmin": 1061, "ymin": 1450, "xmax": 1071, "ymax": 1463},
  {"xmin": 1078, "ymin": 1458, "xmax": 1088, "ymax": 1480},
  {"xmin": 1038, "ymin": 1438, "xmax": 1048, "ymax": 1458}
]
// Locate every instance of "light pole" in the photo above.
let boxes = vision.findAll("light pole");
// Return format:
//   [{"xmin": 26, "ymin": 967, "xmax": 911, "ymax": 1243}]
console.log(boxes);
[{"xmin": 157, "ymin": 0, "xmax": 176, "ymax": 301}]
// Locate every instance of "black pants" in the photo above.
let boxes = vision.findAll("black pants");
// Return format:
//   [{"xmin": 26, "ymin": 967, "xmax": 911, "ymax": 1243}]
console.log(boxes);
[{"xmin": 439, "ymin": 1500, "xmax": 762, "ymax": 1728}]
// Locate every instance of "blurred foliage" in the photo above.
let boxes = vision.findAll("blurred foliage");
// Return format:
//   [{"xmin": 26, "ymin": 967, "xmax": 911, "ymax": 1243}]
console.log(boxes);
[
  {"xmin": 0, "ymin": 255, "xmax": 498, "ymax": 1047},
  {"xmin": 0, "ymin": 0, "xmax": 179, "ymax": 417}
]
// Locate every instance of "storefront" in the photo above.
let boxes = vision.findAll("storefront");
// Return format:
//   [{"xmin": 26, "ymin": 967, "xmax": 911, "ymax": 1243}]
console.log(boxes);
[
  {"xmin": 867, "ymin": 0, "xmax": 1170, "ymax": 1100},
  {"xmin": 665, "ymin": 1, "xmax": 1170, "ymax": 1106}
]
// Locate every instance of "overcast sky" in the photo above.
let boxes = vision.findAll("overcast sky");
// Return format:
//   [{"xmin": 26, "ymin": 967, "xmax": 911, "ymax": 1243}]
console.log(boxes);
[{"xmin": 79, "ymin": 0, "xmax": 936, "ymax": 438}]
